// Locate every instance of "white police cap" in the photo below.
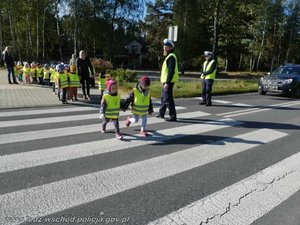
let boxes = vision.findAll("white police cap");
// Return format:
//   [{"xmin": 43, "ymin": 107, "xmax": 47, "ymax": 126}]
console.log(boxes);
[
  {"xmin": 204, "ymin": 51, "xmax": 213, "ymax": 56},
  {"xmin": 163, "ymin": 39, "xmax": 175, "ymax": 48}
]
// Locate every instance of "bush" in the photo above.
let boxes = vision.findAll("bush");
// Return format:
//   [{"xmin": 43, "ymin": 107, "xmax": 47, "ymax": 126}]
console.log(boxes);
[
  {"xmin": 107, "ymin": 68, "xmax": 137, "ymax": 84},
  {"xmin": 90, "ymin": 58, "xmax": 113, "ymax": 73},
  {"xmin": 118, "ymin": 79, "xmax": 258, "ymax": 99}
]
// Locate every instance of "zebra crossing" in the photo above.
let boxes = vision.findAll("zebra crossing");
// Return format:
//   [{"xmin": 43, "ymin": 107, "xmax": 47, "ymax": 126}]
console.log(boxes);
[{"xmin": 0, "ymin": 102, "xmax": 299, "ymax": 225}]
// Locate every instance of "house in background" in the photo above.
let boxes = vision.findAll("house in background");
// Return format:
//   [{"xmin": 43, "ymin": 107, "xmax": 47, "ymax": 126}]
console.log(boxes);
[{"xmin": 125, "ymin": 39, "xmax": 146, "ymax": 69}]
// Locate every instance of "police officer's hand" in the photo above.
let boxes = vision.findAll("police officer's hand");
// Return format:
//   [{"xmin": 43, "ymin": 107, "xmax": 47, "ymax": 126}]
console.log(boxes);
[
  {"xmin": 200, "ymin": 73, "xmax": 205, "ymax": 79},
  {"xmin": 99, "ymin": 113, "xmax": 104, "ymax": 119}
]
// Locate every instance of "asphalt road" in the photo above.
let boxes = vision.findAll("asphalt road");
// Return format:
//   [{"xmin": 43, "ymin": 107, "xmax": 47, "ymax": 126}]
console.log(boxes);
[{"xmin": 0, "ymin": 93, "xmax": 299, "ymax": 225}]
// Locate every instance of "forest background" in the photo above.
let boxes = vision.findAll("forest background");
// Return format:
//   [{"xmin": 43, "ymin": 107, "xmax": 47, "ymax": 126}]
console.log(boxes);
[{"xmin": 1, "ymin": 0, "xmax": 300, "ymax": 72}]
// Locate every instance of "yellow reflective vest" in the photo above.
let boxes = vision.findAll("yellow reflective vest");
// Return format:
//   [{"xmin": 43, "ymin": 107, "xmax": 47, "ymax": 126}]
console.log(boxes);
[
  {"xmin": 103, "ymin": 93, "xmax": 120, "ymax": 119},
  {"xmin": 16, "ymin": 65, "xmax": 23, "ymax": 75},
  {"xmin": 69, "ymin": 72, "xmax": 80, "ymax": 87},
  {"xmin": 58, "ymin": 72, "xmax": 69, "ymax": 89},
  {"xmin": 23, "ymin": 67, "xmax": 30, "ymax": 77},
  {"xmin": 36, "ymin": 68, "xmax": 43, "ymax": 78},
  {"xmin": 50, "ymin": 69, "xmax": 56, "ymax": 83},
  {"xmin": 30, "ymin": 68, "xmax": 36, "ymax": 78},
  {"xmin": 160, "ymin": 52, "xmax": 179, "ymax": 83},
  {"xmin": 132, "ymin": 88, "xmax": 150, "ymax": 116},
  {"xmin": 43, "ymin": 69, "xmax": 51, "ymax": 79},
  {"xmin": 203, "ymin": 60, "xmax": 216, "ymax": 80},
  {"xmin": 98, "ymin": 77, "xmax": 106, "ymax": 91}
]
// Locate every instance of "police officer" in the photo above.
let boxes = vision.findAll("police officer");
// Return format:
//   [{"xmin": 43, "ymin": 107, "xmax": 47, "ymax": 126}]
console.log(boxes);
[
  {"xmin": 199, "ymin": 51, "xmax": 216, "ymax": 106},
  {"xmin": 156, "ymin": 39, "xmax": 179, "ymax": 122}
]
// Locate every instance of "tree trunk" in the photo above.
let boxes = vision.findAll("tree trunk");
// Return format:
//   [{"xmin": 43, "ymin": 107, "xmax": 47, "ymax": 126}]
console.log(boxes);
[
  {"xmin": 74, "ymin": 0, "xmax": 78, "ymax": 56},
  {"xmin": 212, "ymin": 0, "xmax": 221, "ymax": 60},
  {"xmin": 26, "ymin": 0, "xmax": 33, "ymax": 59},
  {"xmin": 56, "ymin": 18, "xmax": 63, "ymax": 61},
  {"xmin": 238, "ymin": 54, "xmax": 242, "ymax": 70},
  {"xmin": 0, "ymin": 2, "xmax": 3, "ymax": 52},
  {"xmin": 256, "ymin": 20, "xmax": 266, "ymax": 71},
  {"xmin": 93, "ymin": 0, "xmax": 96, "ymax": 56},
  {"xmin": 109, "ymin": 1, "xmax": 119, "ymax": 62},
  {"xmin": 42, "ymin": 7, "xmax": 46, "ymax": 61},
  {"xmin": 285, "ymin": 30, "xmax": 293, "ymax": 64},
  {"xmin": 6, "ymin": 0, "xmax": 16, "ymax": 51},
  {"xmin": 15, "ymin": 21, "xmax": 21, "ymax": 61},
  {"xmin": 55, "ymin": 2, "xmax": 63, "ymax": 62},
  {"xmin": 36, "ymin": 0, "xmax": 39, "ymax": 60}
]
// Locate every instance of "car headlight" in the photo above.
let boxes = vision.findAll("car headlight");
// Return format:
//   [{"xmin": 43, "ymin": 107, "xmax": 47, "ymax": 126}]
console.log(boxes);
[{"xmin": 283, "ymin": 79, "xmax": 293, "ymax": 84}]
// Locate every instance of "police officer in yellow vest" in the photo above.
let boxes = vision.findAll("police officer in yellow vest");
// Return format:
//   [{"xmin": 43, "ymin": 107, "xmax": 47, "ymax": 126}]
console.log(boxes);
[
  {"xmin": 157, "ymin": 39, "xmax": 179, "ymax": 122},
  {"xmin": 200, "ymin": 51, "xmax": 217, "ymax": 106}
]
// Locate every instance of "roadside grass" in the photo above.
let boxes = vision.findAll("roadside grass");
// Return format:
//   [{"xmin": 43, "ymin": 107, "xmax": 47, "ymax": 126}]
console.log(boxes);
[{"xmin": 119, "ymin": 79, "xmax": 259, "ymax": 98}]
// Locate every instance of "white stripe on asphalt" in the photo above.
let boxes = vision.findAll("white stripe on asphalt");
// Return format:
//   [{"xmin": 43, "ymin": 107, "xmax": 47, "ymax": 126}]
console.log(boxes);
[
  {"xmin": 0, "ymin": 110, "xmax": 207, "ymax": 145},
  {"xmin": 217, "ymin": 100, "xmax": 300, "ymax": 117},
  {"xmin": 0, "ymin": 106, "xmax": 186, "ymax": 128},
  {"xmin": 0, "ymin": 106, "xmax": 97, "ymax": 118},
  {"xmin": 232, "ymin": 103, "xmax": 253, "ymax": 107},
  {"xmin": 0, "ymin": 113, "xmax": 99, "ymax": 128},
  {"xmin": 0, "ymin": 129, "xmax": 287, "ymax": 224},
  {"xmin": 218, "ymin": 107, "xmax": 260, "ymax": 116},
  {"xmin": 148, "ymin": 151, "xmax": 300, "ymax": 225},
  {"xmin": 212, "ymin": 100, "xmax": 233, "ymax": 104},
  {"xmin": 223, "ymin": 101, "xmax": 300, "ymax": 118},
  {"xmin": 0, "ymin": 119, "xmax": 239, "ymax": 173}
]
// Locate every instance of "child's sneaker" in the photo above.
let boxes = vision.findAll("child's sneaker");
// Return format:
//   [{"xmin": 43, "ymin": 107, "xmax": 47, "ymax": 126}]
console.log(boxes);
[
  {"xmin": 116, "ymin": 133, "xmax": 123, "ymax": 140},
  {"xmin": 140, "ymin": 131, "xmax": 149, "ymax": 137},
  {"xmin": 125, "ymin": 116, "xmax": 131, "ymax": 127}
]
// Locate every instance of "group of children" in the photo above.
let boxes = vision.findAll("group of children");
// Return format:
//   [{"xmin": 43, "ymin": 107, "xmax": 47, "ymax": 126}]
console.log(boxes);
[
  {"xmin": 14, "ymin": 61, "xmax": 81, "ymax": 104},
  {"xmin": 99, "ymin": 75, "xmax": 153, "ymax": 140},
  {"xmin": 55, "ymin": 63, "xmax": 80, "ymax": 104},
  {"xmin": 14, "ymin": 61, "xmax": 55, "ymax": 85},
  {"xmin": 15, "ymin": 60, "xmax": 153, "ymax": 139}
]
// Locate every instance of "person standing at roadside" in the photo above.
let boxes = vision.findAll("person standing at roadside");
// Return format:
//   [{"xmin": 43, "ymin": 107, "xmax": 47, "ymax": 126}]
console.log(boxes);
[
  {"xmin": 156, "ymin": 39, "xmax": 178, "ymax": 122},
  {"xmin": 69, "ymin": 53, "xmax": 77, "ymax": 66},
  {"xmin": 76, "ymin": 50, "xmax": 94, "ymax": 100},
  {"xmin": 199, "ymin": 51, "xmax": 217, "ymax": 106},
  {"xmin": 2, "ymin": 46, "xmax": 18, "ymax": 84}
]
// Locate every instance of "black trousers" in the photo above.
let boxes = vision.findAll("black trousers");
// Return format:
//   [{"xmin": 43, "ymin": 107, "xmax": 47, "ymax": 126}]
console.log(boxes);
[
  {"xmin": 80, "ymin": 76, "xmax": 90, "ymax": 96},
  {"xmin": 159, "ymin": 82, "xmax": 177, "ymax": 119},
  {"xmin": 201, "ymin": 79, "xmax": 214, "ymax": 104}
]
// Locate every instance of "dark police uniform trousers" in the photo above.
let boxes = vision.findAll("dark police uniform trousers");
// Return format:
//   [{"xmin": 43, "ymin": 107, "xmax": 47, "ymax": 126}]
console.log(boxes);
[
  {"xmin": 201, "ymin": 79, "xmax": 214, "ymax": 105},
  {"xmin": 159, "ymin": 82, "xmax": 177, "ymax": 119}
]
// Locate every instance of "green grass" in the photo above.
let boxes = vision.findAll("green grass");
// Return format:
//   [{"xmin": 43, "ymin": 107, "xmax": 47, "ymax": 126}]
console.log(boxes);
[{"xmin": 119, "ymin": 79, "xmax": 259, "ymax": 98}]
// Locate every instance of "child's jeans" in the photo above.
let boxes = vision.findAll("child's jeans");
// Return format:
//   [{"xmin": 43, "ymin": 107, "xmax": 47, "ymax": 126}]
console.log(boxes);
[
  {"xmin": 51, "ymin": 82, "xmax": 56, "ymax": 93},
  {"xmin": 130, "ymin": 114, "xmax": 147, "ymax": 131}
]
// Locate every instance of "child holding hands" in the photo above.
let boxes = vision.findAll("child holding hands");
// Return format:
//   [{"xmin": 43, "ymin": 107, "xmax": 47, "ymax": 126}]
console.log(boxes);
[
  {"xmin": 123, "ymin": 75, "xmax": 153, "ymax": 137},
  {"xmin": 99, "ymin": 79, "xmax": 123, "ymax": 140}
]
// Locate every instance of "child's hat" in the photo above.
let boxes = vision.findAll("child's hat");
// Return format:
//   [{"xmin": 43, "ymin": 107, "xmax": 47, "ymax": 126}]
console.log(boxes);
[
  {"xmin": 56, "ymin": 64, "xmax": 65, "ymax": 72},
  {"xmin": 106, "ymin": 79, "xmax": 117, "ymax": 91},
  {"xmin": 140, "ymin": 75, "xmax": 150, "ymax": 86}
]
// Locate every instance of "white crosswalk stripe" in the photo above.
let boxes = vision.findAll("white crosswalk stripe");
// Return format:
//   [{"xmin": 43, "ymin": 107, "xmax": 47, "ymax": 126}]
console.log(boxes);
[
  {"xmin": 0, "ymin": 103, "xmax": 297, "ymax": 225},
  {"xmin": 0, "ymin": 106, "xmax": 186, "ymax": 128},
  {"xmin": 0, "ymin": 119, "xmax": 239, "ymax": 173},
  {"xmin": 149, "ymin": 152, "xmax": 300, "ymax": 225}
]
